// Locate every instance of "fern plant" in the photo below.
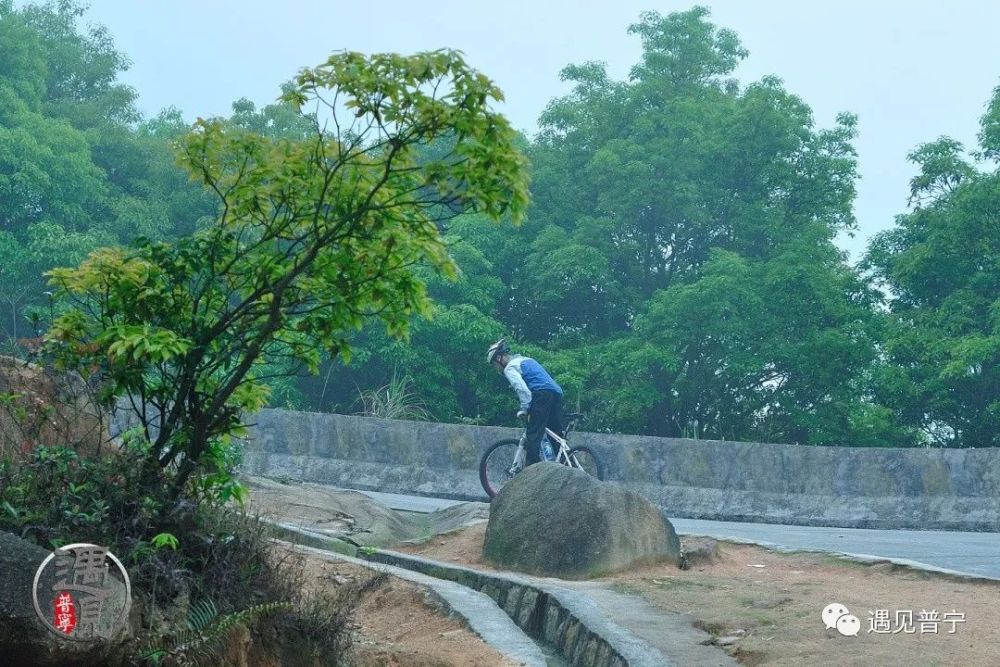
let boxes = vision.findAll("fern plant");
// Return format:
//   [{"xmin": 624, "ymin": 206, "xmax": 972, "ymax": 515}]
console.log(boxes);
[{"xmin": 133, "ymin": 598, "xmax": 292, "ymax": 666}]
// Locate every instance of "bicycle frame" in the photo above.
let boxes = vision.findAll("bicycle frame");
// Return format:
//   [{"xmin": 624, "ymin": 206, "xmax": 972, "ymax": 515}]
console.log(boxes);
[
  {"xmin": 508, "ymin": 423, "xmax": 579, "ymax": 473},
  {"xmin": 480, "ymin": 413, "xmax": 603, "ymax": 498}
]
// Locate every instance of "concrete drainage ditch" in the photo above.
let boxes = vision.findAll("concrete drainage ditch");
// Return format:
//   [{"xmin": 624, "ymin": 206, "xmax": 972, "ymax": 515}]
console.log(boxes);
[
  {"xmin": 267, "ymin": 520, "xmax": 731, "ymax": 666},
  {"xmin": 363, "ymin": 549, "xmax": 673, "ymax": 667}
]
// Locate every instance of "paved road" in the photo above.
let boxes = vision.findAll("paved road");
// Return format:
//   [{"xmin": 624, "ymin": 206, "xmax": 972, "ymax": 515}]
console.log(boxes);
[
  {"xmin": 351, "ymin": 489, "xmax": 467, "ymax": 513},
  {"xmin": 352, "ymin": 488, "xmax": 1000, "ymax": 581},
  {"xmin": 671, "ymin": 518, "xmax": 1000, "ymax": 580}
]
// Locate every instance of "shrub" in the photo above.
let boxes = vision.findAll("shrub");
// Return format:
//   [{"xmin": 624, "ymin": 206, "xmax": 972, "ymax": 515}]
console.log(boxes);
[
  {"xmin": 0, "ymin": 445, "xmax": 373, "ymax": 665},
  {"xmin": 355, "ymin": 371, "xmax": 432, "ymax": 421}
]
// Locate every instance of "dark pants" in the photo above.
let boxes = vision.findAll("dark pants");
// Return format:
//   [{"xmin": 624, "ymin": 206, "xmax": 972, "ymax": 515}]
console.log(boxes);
[{"xmin": 524, "ymin": 390, "xmax": 565, "ymax": 465}]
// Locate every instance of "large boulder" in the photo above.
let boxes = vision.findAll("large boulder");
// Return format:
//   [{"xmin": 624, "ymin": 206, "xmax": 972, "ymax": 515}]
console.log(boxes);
[
  {"xmin": 483, "ymin": 462, "xmax": 681, "ymax": 578},
  {"xmin": 0, "ymin": 531, "xmax": 130, "ymax": 665},
  {"xmin": 0, "ymin": 355, "xmax": 111, "ymax": 460}
]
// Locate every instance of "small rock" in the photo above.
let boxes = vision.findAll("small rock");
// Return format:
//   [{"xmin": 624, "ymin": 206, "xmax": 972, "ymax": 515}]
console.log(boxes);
[
  {"xmin": 679, "ymin": 538, "xmax": 721, "ymax": 570},
  {"xmin": 439, "ymin": 629, "xmax": 464, "ymax": 639},
  {"xmin": 747, "ymin": 563, "xmax": 766, "ymax": 568},
  {"xmin": 716, "ymin": 635, "xmax": 741, "ymax": 646}
]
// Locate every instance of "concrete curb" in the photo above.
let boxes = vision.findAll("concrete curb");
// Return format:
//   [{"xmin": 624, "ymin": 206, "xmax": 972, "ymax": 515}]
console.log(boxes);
[
  {"xmin": 267, "ymin": 521, "xmax": 359, "ymax": 555},
  {"xmin": 274, "ymin": 540, "xmax": 548, "ymax": 667},
  {"xmin": 364, "ymin": 549, "xmax": 674, "ymax": 667}
]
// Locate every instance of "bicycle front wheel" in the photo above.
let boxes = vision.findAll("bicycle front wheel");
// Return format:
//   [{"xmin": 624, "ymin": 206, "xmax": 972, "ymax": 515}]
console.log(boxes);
[
  {"xmin": 479, "ymin": 438, "xmax": 522, "ymax": 498},
  {"xmin": 567, "ymin": 446, "xmax": 606, "ymax": 481}
]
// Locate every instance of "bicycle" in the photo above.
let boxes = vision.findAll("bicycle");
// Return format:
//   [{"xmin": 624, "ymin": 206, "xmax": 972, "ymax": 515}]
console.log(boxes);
[{"xmin": 478, "ymin": 412, "xmax": 605, "ymax": 498}]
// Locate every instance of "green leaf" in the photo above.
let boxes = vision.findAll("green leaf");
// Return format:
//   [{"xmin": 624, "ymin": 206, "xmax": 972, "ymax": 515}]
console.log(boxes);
[{"xmin": 151, "ymin": 532, "xmax": 179, "ymax": 550}]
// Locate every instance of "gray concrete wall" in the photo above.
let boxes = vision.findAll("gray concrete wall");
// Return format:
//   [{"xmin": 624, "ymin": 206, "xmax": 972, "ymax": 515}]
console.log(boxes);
[{"xmin": 240, "ymin": 408, "xmax": 1000, "ymax": 531}]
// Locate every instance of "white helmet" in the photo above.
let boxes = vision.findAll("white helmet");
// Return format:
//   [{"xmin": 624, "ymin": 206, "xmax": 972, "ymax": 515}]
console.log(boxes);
[{"xmin": 486, "ymin": 338, "xmax": 509, "ymax": 365}]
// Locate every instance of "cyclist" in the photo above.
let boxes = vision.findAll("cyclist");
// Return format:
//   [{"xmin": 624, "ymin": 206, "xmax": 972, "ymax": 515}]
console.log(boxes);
[{"xmin": 486, "ymin": 338, "xmax": 564, "ymax": 465}]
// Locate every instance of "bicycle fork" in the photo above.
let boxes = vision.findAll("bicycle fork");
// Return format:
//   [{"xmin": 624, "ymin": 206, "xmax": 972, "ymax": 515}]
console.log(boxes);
[{"xmin": 509, "ymin": 438, "xmax": 527, "ymax": 475}]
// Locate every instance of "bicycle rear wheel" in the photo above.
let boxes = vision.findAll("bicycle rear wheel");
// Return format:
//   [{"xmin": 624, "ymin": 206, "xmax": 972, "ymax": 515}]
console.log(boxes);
[
  {"xmin": 567, "ymin": 446, "xmax": 606, "ymax": 481},
  {"xmin": 479, "ymin": 438, "xmax": 522, "ymax": 498}
]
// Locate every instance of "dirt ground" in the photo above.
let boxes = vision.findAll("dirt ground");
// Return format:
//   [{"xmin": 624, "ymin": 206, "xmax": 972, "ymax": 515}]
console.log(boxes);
[
  {"xmin": 297, "ymin": 552, "xmax": 514, "ymax": 667},
  {"xmin": 398, "ymin": 524, "xmax": 1000, "ymax": 667}
]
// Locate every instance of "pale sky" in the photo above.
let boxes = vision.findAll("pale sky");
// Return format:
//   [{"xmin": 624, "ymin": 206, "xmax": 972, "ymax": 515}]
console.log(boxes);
[{"xmin": 73, "ymin": 1, "xmax": 1000, "ymax": 260}]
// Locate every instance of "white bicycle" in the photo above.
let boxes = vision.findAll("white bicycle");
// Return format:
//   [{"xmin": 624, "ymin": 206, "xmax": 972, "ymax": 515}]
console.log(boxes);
[{"xmin": 478, "ymin": 412, "xmax": 605, "ymax": 498}]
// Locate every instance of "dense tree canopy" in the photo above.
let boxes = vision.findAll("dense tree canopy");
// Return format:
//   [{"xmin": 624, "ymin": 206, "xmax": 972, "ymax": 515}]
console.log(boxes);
[
  {"xmin": 3, "ymin": 2, "xmax": 998, "ymax": 447},
  {"xmin": 0, "ymin": 1, "xmax": 216, "ymax": 343},
  {"xmin": 317, "ymin": 8, "xmax": 900, "ymax": 446},
  {"xmin": 864, "ymin": 91, "xmax": 1000, "ymax": 447},
  {"xmin": 270, "ymin": 8, "xmax": 999, "ymax": 449}
]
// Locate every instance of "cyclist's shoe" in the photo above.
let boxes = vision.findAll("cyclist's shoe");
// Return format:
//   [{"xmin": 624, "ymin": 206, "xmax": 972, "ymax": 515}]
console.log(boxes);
[{"xmin": 565, "ymin": 412, "xmax": 585, "ymax": 421}]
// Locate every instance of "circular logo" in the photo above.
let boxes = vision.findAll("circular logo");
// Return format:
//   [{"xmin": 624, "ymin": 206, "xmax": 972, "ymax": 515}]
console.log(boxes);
[
  {"xmin": 32, "ymin": 543, "xmax": 132, "ymax": 641},
  {"xmin": 822, "ymin": 601, "xmax": 860, "ymax": 637}
]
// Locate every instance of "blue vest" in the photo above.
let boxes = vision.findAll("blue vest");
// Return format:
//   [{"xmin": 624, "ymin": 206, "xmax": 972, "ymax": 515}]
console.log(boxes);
[{"xmin": 519, "ymin": 358, "xmax": 562, "ymax": 395}]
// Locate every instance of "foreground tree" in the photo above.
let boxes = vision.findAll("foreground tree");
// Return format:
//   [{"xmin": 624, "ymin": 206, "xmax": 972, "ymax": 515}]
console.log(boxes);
[{"xmin": 45, "ymin": 49, "xmax": 529, "ymax": 499}]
